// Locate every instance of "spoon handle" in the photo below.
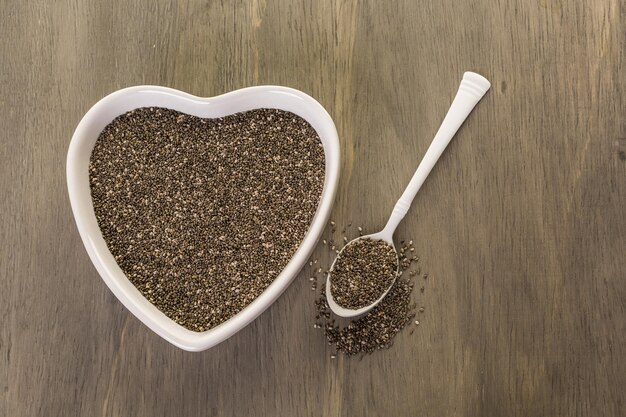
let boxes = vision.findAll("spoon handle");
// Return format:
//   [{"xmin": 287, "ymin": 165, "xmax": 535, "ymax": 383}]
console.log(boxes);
[{"xmin": 383, "ymin": 72, "xmax": 491, "ymax": 234}]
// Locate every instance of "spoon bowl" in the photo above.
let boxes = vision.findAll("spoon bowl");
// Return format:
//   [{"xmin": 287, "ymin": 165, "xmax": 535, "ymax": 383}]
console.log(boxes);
[{"xmin": 325, "ymin": 231, "xmax": 398, "ymax": 318}]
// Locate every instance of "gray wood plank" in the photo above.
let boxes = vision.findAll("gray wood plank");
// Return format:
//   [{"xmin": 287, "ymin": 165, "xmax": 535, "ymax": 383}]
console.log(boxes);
[{"xmin": 1, "ymin": 0, "xmax": 624, "ymax": 416}]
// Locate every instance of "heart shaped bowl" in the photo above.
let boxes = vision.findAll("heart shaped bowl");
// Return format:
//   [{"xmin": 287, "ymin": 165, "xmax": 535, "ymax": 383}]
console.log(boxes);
[{"xmin": 67, "ymin": 86, "xmax": 339, "ymax": 351}]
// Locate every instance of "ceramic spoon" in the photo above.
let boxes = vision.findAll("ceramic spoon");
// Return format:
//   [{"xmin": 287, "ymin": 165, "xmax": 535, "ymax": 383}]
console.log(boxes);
[{"xmin": 326, "ymin": 72, "xmax": 491, "ymax": 317}]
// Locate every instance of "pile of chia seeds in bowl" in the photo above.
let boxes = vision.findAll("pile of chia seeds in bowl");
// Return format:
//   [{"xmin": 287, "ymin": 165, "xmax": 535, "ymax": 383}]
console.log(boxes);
[{"xmin": 89, "ymin": 107, "xmax": 325, "ymax": 331}]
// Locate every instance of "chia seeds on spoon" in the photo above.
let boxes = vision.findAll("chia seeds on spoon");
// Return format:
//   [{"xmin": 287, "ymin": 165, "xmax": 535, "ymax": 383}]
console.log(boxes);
[
  {"xmin": 329, "ymin": 238, "xmax": 398, "ymax": 309},
  {"xmin": 314, "ymin": 232, "xmax": 422, "ymax": 356},
  {"xmin": 89, "ymin": 107, "xmax": 325, "ymax": 332}
]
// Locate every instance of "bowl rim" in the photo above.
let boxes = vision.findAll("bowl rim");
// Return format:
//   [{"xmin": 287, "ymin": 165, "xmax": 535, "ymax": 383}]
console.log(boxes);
[{"xmin": 67, "ymin": 85, "xmax": 340, "ymax": 351}]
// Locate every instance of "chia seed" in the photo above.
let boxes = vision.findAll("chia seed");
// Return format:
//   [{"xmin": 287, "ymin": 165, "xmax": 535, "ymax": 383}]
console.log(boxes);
[
  {"xmin": 314, "ymin": 226, "xmax": 423, "ymax": 356},
  {"xmin": 89, "ymin": 107, "xmax": 325, "ymax": 331},
  {"xmin": 316, "ymin": 278, "xmax": 416, "ymax": 356},
  {"xmin": 329, "ymin": 238, "xmax": 398, "ymax": 309}
]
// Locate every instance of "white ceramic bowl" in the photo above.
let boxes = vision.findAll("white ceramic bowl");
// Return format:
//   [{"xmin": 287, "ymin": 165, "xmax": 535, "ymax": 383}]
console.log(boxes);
[{"xmin": 67, "ymin": 86, "xmax": 340, "ymax": 351}]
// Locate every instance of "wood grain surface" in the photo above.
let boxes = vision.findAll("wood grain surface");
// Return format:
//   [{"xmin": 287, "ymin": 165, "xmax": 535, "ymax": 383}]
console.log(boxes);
[{"xmin": 1, "ymin": 0, "xmax": 625, "ymax": 416}]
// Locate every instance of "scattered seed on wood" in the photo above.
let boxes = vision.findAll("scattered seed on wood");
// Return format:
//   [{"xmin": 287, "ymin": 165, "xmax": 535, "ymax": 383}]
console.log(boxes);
[
  {"xmin": 313, "ymin": 226, "xmax": 423, "ymax": 357},
  {"xmin": 316, "ymin": 277, "xmax": 416, "ymax": 356}
]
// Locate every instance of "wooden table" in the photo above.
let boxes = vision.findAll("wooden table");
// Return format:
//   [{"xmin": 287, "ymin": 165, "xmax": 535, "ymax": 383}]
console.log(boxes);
[{"xmin": 2, "ymin": 1, "xmax": 625, "ymax": 415}]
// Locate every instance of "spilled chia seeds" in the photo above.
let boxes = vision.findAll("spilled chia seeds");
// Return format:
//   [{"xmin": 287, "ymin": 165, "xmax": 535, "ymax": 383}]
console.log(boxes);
[
  {"xmin": 329, "ymin": 238, "xmax": 398, "ymax": 309},
  {"xmin": 313, "ymin": 225, "xmax": 426, "ymax": 356},
  {"xmin": 89, "ymin": 107, "xmax": 325, "ymax": 331}
]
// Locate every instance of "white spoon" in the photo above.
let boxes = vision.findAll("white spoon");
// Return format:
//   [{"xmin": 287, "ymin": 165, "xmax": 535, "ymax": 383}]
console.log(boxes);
[{"xmin": 326, "ymin": 72, "xmax": 491, "ymax": 317}]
